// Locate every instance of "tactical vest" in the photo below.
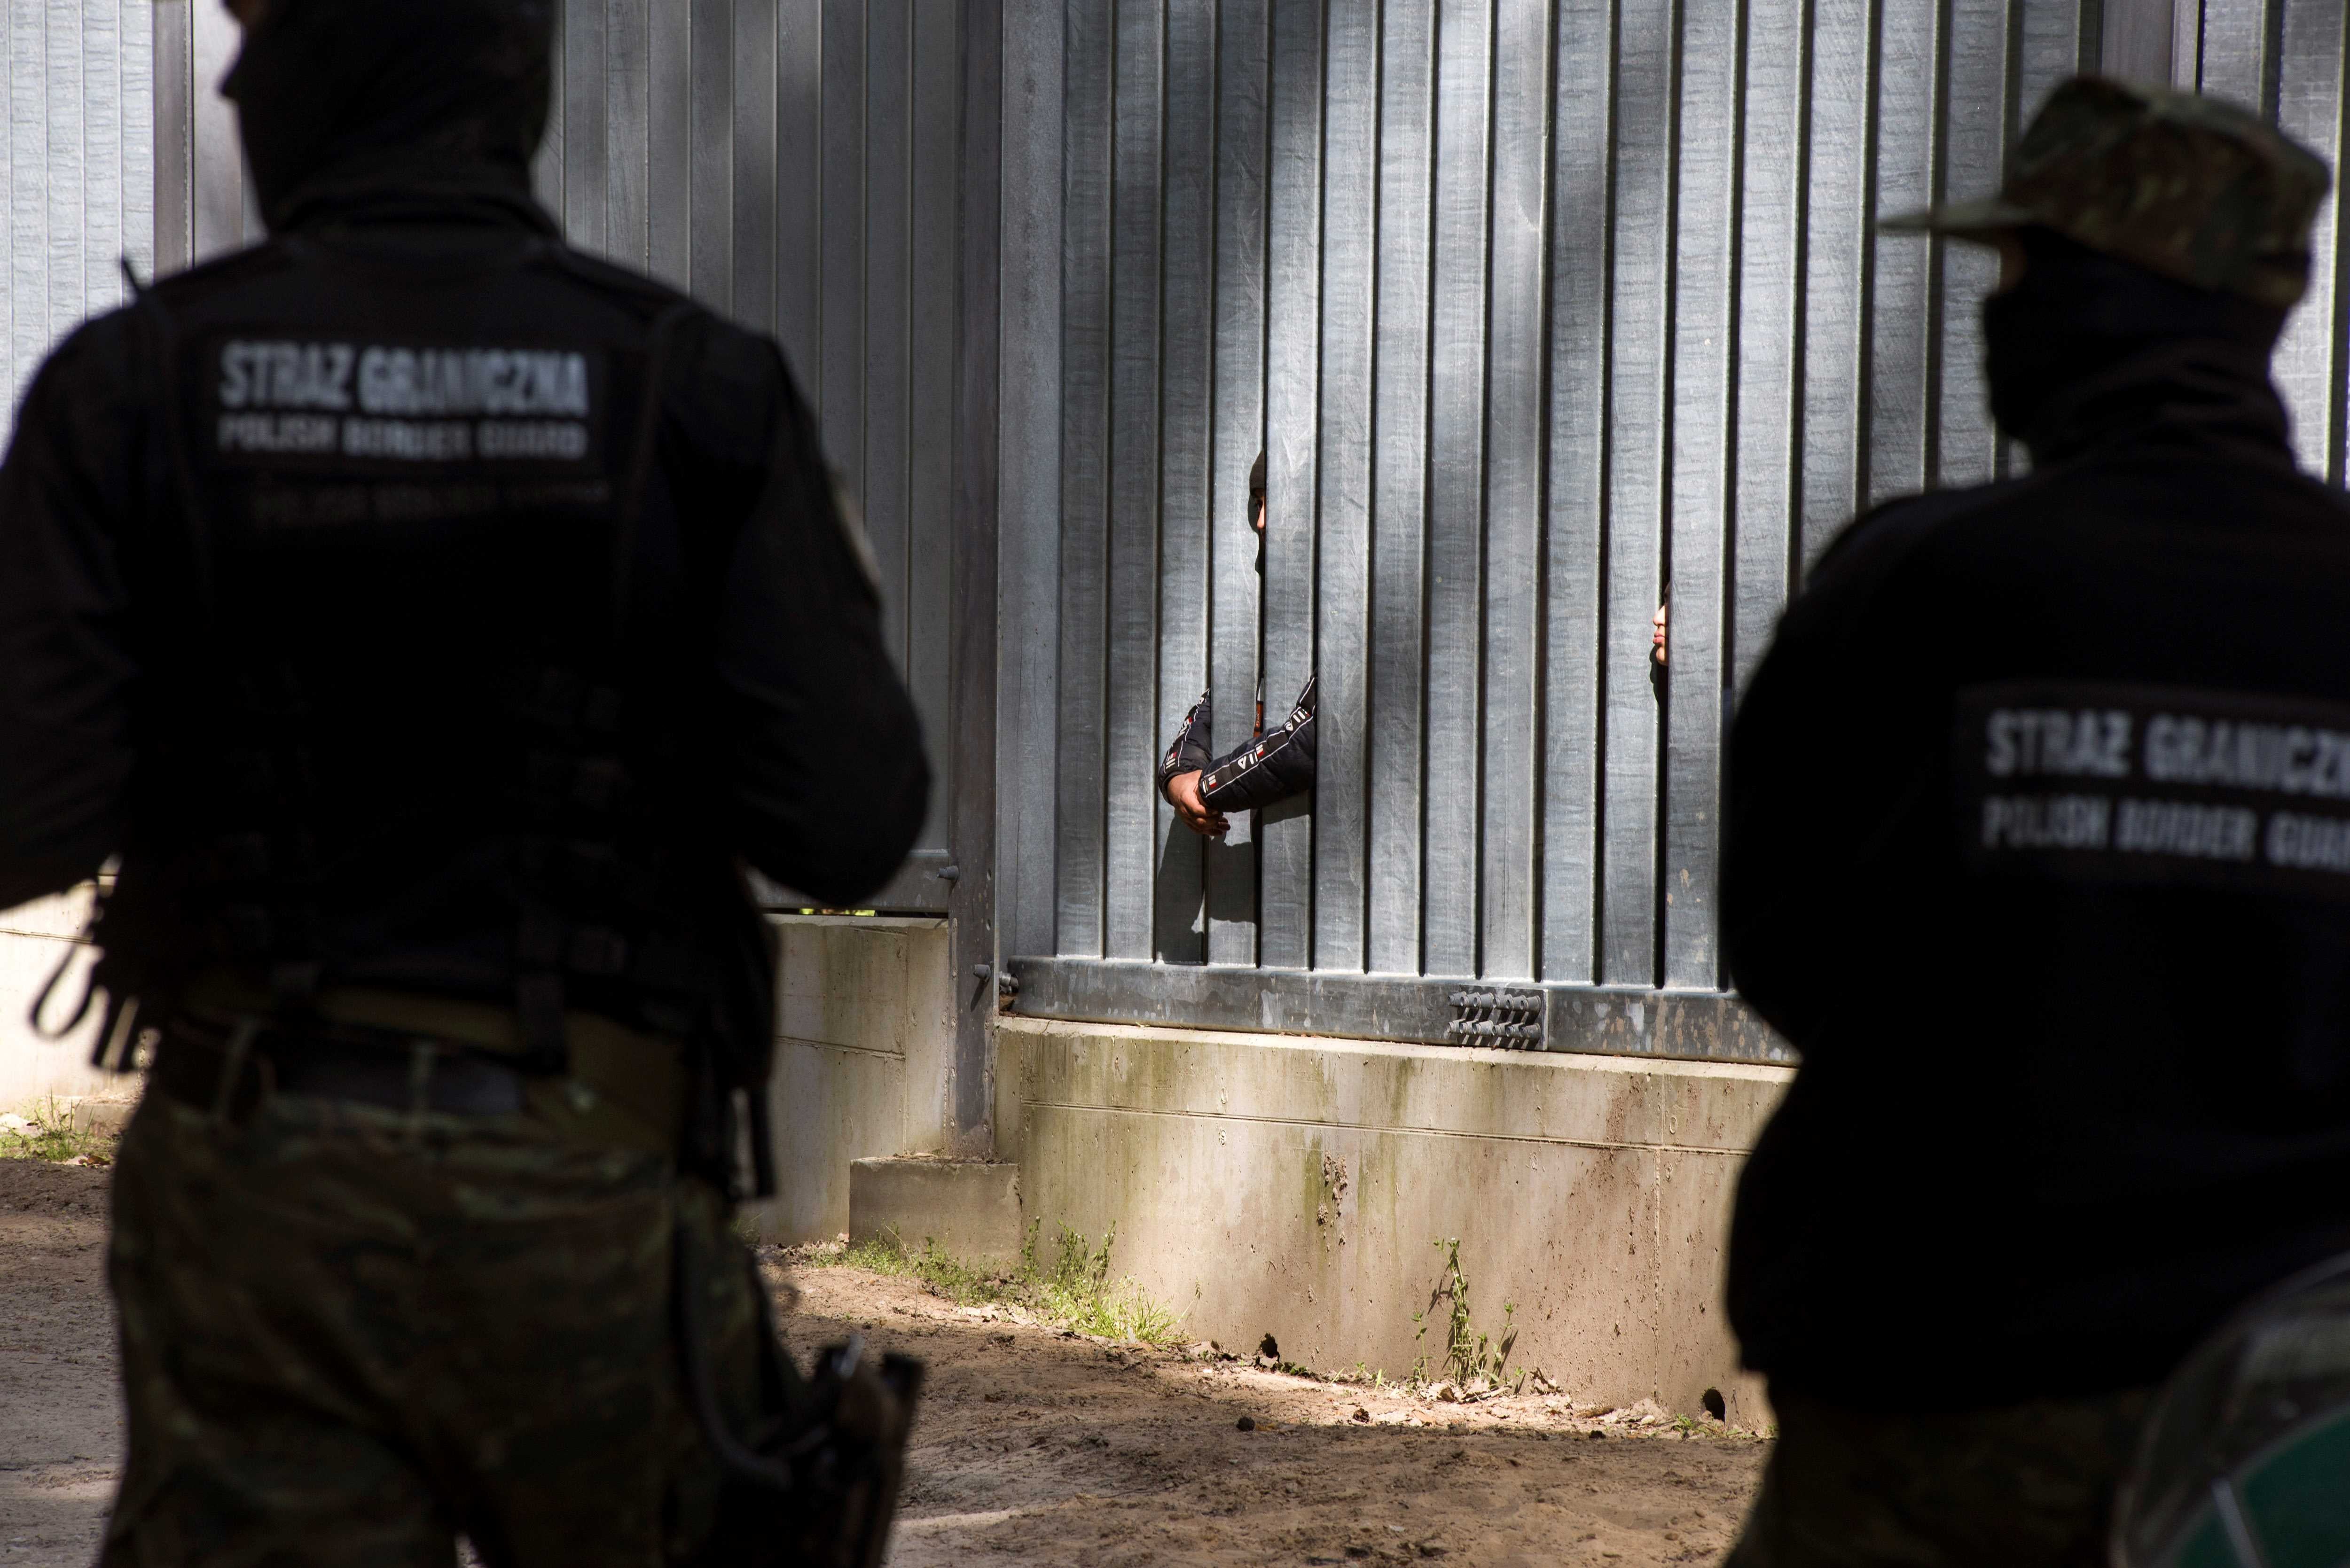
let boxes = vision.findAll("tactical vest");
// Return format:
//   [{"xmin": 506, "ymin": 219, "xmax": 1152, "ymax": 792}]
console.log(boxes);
[{"xmin": 74, "ymin": 232, "xmax": 775, "ymax": 1185}]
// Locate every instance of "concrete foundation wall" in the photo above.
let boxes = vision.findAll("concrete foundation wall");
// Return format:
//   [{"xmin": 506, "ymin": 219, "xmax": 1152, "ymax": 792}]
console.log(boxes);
[
  {"xmin": 994, "ymin": 1017, "xmax": 1791, "ymax": 1427},
  {"xmin": 0, "ymin": 888, "xmax": 116, "ymax": 1112},
  {"xmin": 756, "ymin": 915, "xmax": 955, "ymax": 1243}
]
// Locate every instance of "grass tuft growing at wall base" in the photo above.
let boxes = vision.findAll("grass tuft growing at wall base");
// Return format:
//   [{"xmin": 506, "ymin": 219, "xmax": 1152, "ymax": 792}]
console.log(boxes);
[
  {"xmin": 792, "ymin": 1219, "xmax": 1183, "ymax": 1347},
  {"xmin": 0, "ymin": 1100, "xmax": 116, "ymax": 1166}
]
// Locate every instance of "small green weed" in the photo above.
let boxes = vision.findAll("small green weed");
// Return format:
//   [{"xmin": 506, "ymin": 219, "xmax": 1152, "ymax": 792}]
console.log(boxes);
[
  {"xmin": 0, "ymin": 1100, "xmax": 115, "ymax": 1166},
  {"xmin": 795, "ymin": 1217, "xmax": 1182, "ymax": 1346},
  {"xmin": 1410, "ymin": 1237, "xmax": 1518, "ymax": 1389}
]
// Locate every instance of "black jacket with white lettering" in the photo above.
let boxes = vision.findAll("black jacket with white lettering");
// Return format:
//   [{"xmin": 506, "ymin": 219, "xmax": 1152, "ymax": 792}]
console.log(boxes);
[
  {"xmin": 1723, "ymin": 338, "xmax": 2350, "ymax": 1409},
  {"xmin": 0, "ymin": 179, "xmax": 928, "ymax": 1090}
]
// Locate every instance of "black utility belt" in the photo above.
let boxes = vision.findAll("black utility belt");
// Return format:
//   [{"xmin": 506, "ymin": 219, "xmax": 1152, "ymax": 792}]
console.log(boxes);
[{"xmin": 153, "ymin": 1012, "xmax": 536, "ymax": 1122}]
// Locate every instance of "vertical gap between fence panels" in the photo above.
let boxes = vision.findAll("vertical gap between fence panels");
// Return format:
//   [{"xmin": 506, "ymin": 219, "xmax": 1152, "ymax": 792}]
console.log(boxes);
[
  {"xmin": 777, "ymin": 1, "xmax": 823, "ymax": 389},
  {"xmin": 1422, "ymin": 0, "xmax": 1492, "ymax": 982},
  {"xmin": 2272, "ymin": 0, "xmax": 2345, "ymax": 479},
  {"xmin": 1731, "ymin": 0, "xmax": 1800, "ymax": 719},
  {"xmin": 821, "ymin": 0, "xmax": 867, "ymax": 496},
  {"xmin": 606, "ymin": 0, "xmax": 651, "ymax": 272},
  {"xmin": 151, "ymin": 2, "xmax": 187, "ymax": 282},
  {"xmin": 1055, "ymin": 0, "xmax": 1113, "ymax": 958},
  {"xmin": 910, "ymin": 0, "xmax": 963, "ymax": 862},
  {"xmin": 690, "ymin": 0, "xmax": 734, "ymax": 317},
  {"xmin": 733, "ymin": 2, "xmax": 780, "ymax": 337},
  {"xmin": 648, "ymin": 0, "xmax": 691, "ymax": 292},
  {"xmin": 1206, "ymin": 0, "xmax": 1269, "ymax": 967},
  {"xmin": 10, "ymin": 5, "xmax": 40, "ymax": 403},
  {"xmin": 1373, "ymin": 0, "xmax": 1435, "ymax": 979},
  {"xmin": 1532, "ymin": 0, "xmax": 1607, "ymax": 983},
  {"xmin": 1940, "ymin": 0, "xmax": 2009, "ymax": 491},
  {"xmin": 535, "ymin": 1, "xmax": 565, "ymax": 231},
  {"xmin": 1859, "ymin": 0, "xmax": 1932, "ymax": 509},
  {"xmin": 1157, "ymin": 0, "xmax": 1218, "ymax": 964},
  {"xmin": 1600, "ymin": 0, "xmax": 1668, "ymax": 989},
  {"xmin": 81, "ymin": 0, "xmax": 117, "ymax": 326},
  {"xmin": 1477, "ymin": 0, "xmax": 1545, "ymax": 983},
  {"xmin": 1104, "ymin": 0, "xmax": 1166, "ymax": 960},
  {"xmin": 124, "ymin": 0, "xmax": 153, "ymax": 294},
  {"xmin": 1314, "ymin": 0, "xmax": 1377, "ymax": 975},
  {"xmin": 564, "ymin": 0, "xmax": 607, "ymax": 256},
  {"xmin": 52, "ymin": 1, "xmax": 83, "ymax": 326},
  {"xmin": 864, "ymin": 4, "xmax": 914, "ymax": 691},
  {"xmin": 1799, "ymin": 0, "xmax": 1866, "ymax": 571},
  {"xmin": 999, "ymin": 0, "xmax": 1067, "ymax": 961},
  {"xmin": 1259, "ymin": 0, "xmax": 1325, "ymax": 972},
  {"xmin": 1663, "ymin": 0, "xmax": 1735, "ymax": 992}
]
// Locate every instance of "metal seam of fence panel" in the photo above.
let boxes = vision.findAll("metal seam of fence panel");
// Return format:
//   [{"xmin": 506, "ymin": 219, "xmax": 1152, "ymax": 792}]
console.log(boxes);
[
  {"xmin": 776, "ymin": 0, "xmax": 822, "ymax": 374},
  {"xmin": 1480, "ymin": 0, "xmax": 1546, "ymax": 984},
  {"xmin": 1420, "ymin": 0, "xmax": 1491, "ymax": 983},
  {"xmin": 1004, "ymin": 955, "xmax": 1795, "ymax": 1065},
  {"xmin": 955, "ymin": 0, "xmax": 1006, "ymax": 1145},
  {"xmin": 1258, "ymin": 0, "xmax": 1323, "ymax": 972},
  {"xmin": 1155, "ymin": 0, "xmax": 1217, "ymax": 966},
  {"xmin": 687, "ymin": 0, "xmax": 731, "ymax": 312},
  {"xmin": 733, "ymin": 0, "xmax": 780, "ymax": 338},
  {"xmin": 1056, "ymin": 0, "xmax": 1113, "ymax": 958},
  {"xmin": 1663, "ymin": 0, "xmax": 1735, "ymax": 993},
  {"xmin": 1369, "ymin": 0, "xmax": 1433, "ymax": 981},
  {"xmin": 1206, "ymin": 0, "xmax": 1268, "ymax": 967},
  {"xmin": 864, "ymin": 1, "xmax": 914, "ymax": 697},
  {"xmin": 1937, "ymin": 0, "xmax": 2011, "ymax": 493},
  {"xmin": 1314, "ymin": 0, "xmax": 1376, "ymax": 975},
  {"xmin": 1104, "ymin": 0, "xmax": 1166, "ymax": 962},
  {"xmin": 1730, "ymin": 0, "xmax": 1800, "ymax": 708},
  {"xmin": 999, "ymin": 0, "xmax": 1065, "ymax": 960},
  {"xmin": 912, "ymin": 2, "xmax": 962, "ymax": 868},
  {"xmin": 563, "ymin": 0, "xmax": 607, "ymax": 256},
  {"xmin": 605, "ymin": 0, "xmax": 651, "ymax": 273},
  {"xmin": 821, "ymin": 0, "xmax": 866, "ymax": 491},
  {"xmin": 1540, "ymin": 0, "xmax": 1607, "ymax": 988},
  {"xmin": 647, "ymin": 0, "xmax": 689, "ymax": 291},
  {"xmin": 2272, "ymin": 0, "xmax": 2344, "ymax": 483},
  {"xmin": 1600, "ymin": 0, "xmax": 1668, "ymax": 989}
]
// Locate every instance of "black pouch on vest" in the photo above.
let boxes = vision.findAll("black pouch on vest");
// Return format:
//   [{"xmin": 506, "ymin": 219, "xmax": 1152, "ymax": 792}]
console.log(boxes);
[{"xmin": 1200, "ymin": 674, "xmax": 1317, "ymax": 813}]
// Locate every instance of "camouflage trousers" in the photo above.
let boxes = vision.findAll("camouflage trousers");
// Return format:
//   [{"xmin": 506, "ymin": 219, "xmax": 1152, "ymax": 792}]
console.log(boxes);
[
  {"xmin": 1724, "ymin": 1382, "xmax": 2156, "ymax": 1568},
  {"xmin": 102, "ymin": 1083, "xmax": 779, "ymax": 1568}
]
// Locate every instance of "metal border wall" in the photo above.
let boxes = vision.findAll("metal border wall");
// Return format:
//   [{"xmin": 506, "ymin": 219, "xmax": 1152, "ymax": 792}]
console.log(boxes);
[
  {"xmin": 997, "ymin": 0, "xmax": 2350, "ymax": 1056},
  {"xmin": 0, "ymin": 0, "xmax": 152, "ymax": 445}
]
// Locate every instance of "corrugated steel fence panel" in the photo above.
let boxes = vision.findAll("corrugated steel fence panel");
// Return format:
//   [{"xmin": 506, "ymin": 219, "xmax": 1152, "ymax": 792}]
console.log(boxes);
[
  {"xmin": 527, "ymin": 1, "xmax": 964, "ymax": 912},
  {"xmin": 1002, "ymin": 0, "xmax": 2350, "ymax": 1030},
  {"xmin": 0, "ymin": 0, "xmax": 150, "ymax": 447}
]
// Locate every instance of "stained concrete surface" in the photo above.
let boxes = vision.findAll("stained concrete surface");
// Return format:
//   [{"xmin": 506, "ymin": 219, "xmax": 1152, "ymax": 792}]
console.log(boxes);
[{"xmin": 996, "ymin": 1019, "xmax": 1792, "ymax": 1428}]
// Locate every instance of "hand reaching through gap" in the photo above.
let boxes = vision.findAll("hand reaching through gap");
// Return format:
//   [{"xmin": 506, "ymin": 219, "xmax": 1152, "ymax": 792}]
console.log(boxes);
[{"xmin": 1167, "ymin": 771, "xmax": 1229, "ymax": 838}]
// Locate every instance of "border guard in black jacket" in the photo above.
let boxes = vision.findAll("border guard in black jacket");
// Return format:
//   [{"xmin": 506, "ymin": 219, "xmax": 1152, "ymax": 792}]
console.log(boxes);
[
  {"xmin": 1720, "ymin": 78, "xmax": 2346, "ymax": 1567},
  {"xmin": 0, "ymin": 2, "xmax": 929, "ymax": 1563}
]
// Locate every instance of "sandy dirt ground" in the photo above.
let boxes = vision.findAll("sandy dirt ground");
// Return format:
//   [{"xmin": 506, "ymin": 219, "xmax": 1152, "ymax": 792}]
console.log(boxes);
[{"xmin": 2, "ymin": 1157, "xmax": 1765, "ymax": 1567}]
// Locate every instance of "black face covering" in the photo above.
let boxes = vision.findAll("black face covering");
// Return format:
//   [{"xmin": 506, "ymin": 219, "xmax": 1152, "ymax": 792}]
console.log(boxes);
[
  {"xmin": 1982, "ymin": 227, "xmax": 2288, "ymax": 462},
  {"xmin": 223, "ymin": 0, "xmax": 553, "ymax": 230}
]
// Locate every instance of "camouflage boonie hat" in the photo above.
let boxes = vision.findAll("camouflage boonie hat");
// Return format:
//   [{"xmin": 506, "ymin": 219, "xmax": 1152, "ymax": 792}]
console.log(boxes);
[{"xmin": 1881, "ymin": 75, "xmax": 2332, "ymax": 308}]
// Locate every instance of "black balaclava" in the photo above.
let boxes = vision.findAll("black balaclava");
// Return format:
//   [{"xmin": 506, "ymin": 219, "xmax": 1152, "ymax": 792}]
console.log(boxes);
[
  {"xmin": 223, "ymin": 0, "xmax": 554, "ymax": 231},
  {"xmin": 1982, "ymin": 226, "xmax": 2289, "ymax": 464}
]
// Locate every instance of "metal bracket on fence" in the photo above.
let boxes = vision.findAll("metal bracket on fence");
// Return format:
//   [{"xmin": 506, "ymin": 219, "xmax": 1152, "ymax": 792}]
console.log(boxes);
[{"xmin": 1446, "ymin": 988, "xmax": 1545, "ymax": 1049}]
